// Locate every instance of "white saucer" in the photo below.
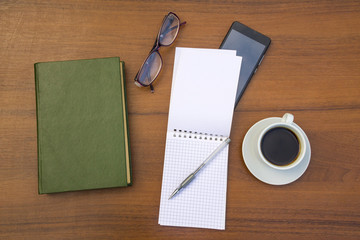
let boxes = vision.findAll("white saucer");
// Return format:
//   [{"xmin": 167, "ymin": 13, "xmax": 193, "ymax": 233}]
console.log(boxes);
[{"xmin": 242, "ymin": 117, "xmax": 311, "ymax": 185}]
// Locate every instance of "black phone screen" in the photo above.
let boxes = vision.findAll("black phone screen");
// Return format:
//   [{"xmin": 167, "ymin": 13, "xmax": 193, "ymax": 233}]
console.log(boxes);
[{"xmin": 220, "ymin": 23, "xmax": 270, "ymax": 107}]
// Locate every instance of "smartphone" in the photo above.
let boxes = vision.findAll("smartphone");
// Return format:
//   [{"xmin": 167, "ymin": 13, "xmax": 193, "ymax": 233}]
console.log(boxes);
[{"xmin": 220, "ymin": 21, "xmax": 271, "ymax": 108}]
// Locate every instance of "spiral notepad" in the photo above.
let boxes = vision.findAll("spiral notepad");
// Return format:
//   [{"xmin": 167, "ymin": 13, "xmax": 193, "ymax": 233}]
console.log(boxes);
[{"xmin": 158, "ymin": 48, "xmax": 242, "ymax": 230}]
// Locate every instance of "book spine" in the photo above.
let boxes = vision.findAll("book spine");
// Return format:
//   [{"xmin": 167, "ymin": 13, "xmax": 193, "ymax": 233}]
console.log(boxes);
[
  {"xmin": 34, "ymin": 63, "xmax": 43, "ymax": 194},
  {"xmin": 120, "ymin": 61, "xmax": 132, "ymax": 186}
]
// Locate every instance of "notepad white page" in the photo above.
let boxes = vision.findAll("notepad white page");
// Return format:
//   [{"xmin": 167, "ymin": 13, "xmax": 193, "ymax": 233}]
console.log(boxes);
[
  {"xmin": 158, "ymin": 48, "xmax": 242, "ymax": 230},
  {"xmin": 167, "ymin": 47, "xmax": 241, "ymax": 137}
]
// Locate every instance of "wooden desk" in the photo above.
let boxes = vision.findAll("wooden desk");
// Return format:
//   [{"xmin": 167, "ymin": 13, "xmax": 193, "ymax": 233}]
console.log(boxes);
[{"xmin": 1, "ymin": 0, "xmax": 359, "ymax": 239}]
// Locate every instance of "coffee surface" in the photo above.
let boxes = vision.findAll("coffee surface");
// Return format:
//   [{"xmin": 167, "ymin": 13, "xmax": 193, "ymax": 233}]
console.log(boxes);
[{"xmin": 260, "ymin": 127, "xmax": 299, "ymax": 166}]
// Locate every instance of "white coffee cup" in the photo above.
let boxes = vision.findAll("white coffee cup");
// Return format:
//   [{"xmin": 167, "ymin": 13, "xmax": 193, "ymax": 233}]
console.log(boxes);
[{"xmin": 257, "ymin": 113, "xmax": 307, "ymax": 170}]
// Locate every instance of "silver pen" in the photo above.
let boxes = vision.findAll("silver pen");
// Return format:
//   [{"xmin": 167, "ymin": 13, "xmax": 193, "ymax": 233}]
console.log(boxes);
[{"xmin": 169, "ymin": 137, "xmax": 231, "ymax": 200}]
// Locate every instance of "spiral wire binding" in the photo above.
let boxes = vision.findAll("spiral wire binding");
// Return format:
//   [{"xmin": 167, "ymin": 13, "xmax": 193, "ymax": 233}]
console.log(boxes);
[{"xmin": 172, "ymin": 129, "xmax": 224, "ymax": 141}]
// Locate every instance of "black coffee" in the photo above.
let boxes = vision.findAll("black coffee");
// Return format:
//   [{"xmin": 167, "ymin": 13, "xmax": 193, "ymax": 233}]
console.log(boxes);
[{"xmin": 260, "ymin": 127, "xmax": 300, "ymax": 166}]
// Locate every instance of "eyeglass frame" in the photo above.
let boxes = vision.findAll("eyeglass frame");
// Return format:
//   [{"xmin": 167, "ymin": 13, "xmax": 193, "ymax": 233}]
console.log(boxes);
[{"xmin": 134, "ymin": 12, "xmax": 186, "ymax": 92}]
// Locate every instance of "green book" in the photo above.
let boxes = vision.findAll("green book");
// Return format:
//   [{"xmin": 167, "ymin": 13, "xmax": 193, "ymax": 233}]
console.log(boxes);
[{"xmin": 35, "ymin": 57, "xmax": 132, "ymax": 194}]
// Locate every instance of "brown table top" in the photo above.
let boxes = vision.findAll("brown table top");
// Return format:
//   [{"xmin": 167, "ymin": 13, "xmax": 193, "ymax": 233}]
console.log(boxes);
[{"xmin": 1, "ymin": 0, "xmax": 359, "ymax": 239}]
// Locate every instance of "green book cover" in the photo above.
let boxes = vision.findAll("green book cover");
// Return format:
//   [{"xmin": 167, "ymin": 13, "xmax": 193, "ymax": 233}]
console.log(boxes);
[{"xmin": 35, "ymin": 57, "xmax": 132, "ymax": 194}]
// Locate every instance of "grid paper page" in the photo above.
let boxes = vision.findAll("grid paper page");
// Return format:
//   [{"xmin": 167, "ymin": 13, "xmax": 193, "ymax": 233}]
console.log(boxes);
[{"xmin": 158, "ymin": 133, "xmax": 229, "ymax": 230}]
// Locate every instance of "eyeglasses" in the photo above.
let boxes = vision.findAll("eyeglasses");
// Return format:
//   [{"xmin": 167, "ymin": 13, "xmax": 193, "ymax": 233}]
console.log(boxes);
[{"xmin": 134, "ymin": 12, "xmax": 186, "ymax": 92}]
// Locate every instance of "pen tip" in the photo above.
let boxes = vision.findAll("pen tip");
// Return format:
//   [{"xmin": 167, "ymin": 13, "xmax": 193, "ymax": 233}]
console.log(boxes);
[{"xmin": 168, "ymin": 189, "xmax": 179, "ymax": 200}]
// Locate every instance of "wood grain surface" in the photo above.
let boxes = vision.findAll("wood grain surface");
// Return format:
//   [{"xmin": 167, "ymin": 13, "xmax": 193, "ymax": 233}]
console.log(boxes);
[{"xmin": 1, "ymin": 0, "xmax": 359, "ymax": 239}]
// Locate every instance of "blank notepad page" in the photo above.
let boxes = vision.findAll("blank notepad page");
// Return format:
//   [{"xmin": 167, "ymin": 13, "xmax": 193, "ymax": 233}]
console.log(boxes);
[{"xmin": 167, "ymin": 48, "xmax": 241, "ymax": 137}]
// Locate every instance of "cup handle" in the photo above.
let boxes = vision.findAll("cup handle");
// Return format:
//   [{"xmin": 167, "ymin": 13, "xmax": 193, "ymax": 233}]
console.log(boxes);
[{"xmin": 281, "ymin": 113, "xmax": 294, "ymax": 124}]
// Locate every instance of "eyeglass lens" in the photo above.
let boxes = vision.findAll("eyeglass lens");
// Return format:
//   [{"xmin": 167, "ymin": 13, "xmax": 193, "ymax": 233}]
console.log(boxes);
[
  {"xmin": 137, "ymin": 51, "xmax": 162, "ymax": 86},
  {"xmin": 159, "ymin": 13, "xmax": 180, "ymax": 46}
]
